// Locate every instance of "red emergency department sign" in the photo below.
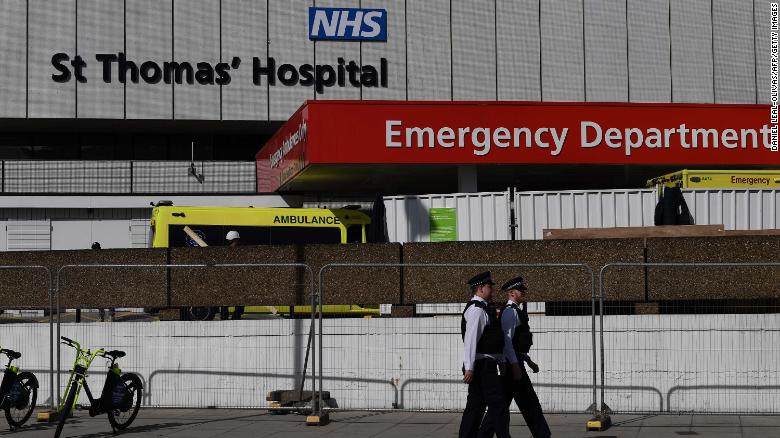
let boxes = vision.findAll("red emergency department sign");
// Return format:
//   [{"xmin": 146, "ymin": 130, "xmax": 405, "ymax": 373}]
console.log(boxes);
[{"xmin": 256, "ymin": 100, "xmax": 775, "ymax": 192}]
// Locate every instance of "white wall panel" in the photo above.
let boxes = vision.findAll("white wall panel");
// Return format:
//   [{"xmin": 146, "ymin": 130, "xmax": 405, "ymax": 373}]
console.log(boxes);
[
  {"xmin": 51, "ymin": 219, "xmax": 132, "ymax": 250},
  {"xmin": 131, "ymin": 218, "xmax": 152, "ymax": 248},
  {"xmin": 0, "ymin": 0, "xmax": 764, "ymax": 120},
  {"xmin": 6, "ymin": 220, "xmax": 50, "ymax": 251},
  {"xmin": 173, "ymin": 0, "xmax": 220, "ymax": 119},
  {"xmin": 713, "ymin": 0, "xmax": 756, "ymax": 103},
  {"xmin": 496, "ymin": 0, "xmax": 541, "ymax": 101},
  {"xmin": 0, "ymin": 0, "xmax": 27, "ymax": 117},
  {"xmin": 406, "ymin": 0, "xmax": 451, "ymax": 100},
  {"xmin": 51, "ymin": 219, "xmax": 90, "ymax": 249},
  {"xmin": 452, "ymin": 0, "xmax": 495, "ymax": 100},
  {"xmin": 3, "ymin": 314, "xmax": 777, "ymax": 412},
  {"xmin": 384, "ymin": 191, "xmax": 510, "ymax": 243},
  {"xmin": 221, "ymin": 0, "xmax": 268, "ymax": 120},
  {"xmin": 77, "ymin": 0, "xmax": 124, "ymax": 119},
  {"xmin": 126, "ymin": 0, "xmax": 172, "ymax": 119},
  {"xmin": 92, "ymin": 219, "xmax": 133, "ymax": 248},
  {"xmin": 268, "ymin": 0, "xmax": 314, "ymax": 120},
  {"xmin": 0, "ymin": 221, "xmax": 6, "ymax": 252},
  {"xmin": 683, "ymin": 189, "xmax": 780, "ymax": 230},
  {"xmin": 515, "ymin": 189, "xmax": 658, "ymax": 240},
  {"xmin": 603, "ymin": 314, "xmax": 780, "ymax": 413},
  {"xmin": 585, "ymin": 0, "xmax": 628, "ymax": 102},
  {"xmin": 670, "ymin": 0, "xmax": 714, "ymax": 103},
  {"xmin": 28, "ymin": 0, "xmax": 76, "ymax": 117},
  {"xmin": 313, "ymin": 0, "xmax": 361, "ymax": 101},
  {"xmin": 362, "ymin": 0, "xmax": 406, "ymax": 100},
  {"xmin": 756, "ymin": 1, "xmax": 772, "ymax": 104},
  {"xmin": 627, "ymin": 0, "xmax": 671, "ymax": 102},
  {"xmin": 540, "ymin": 0, "xmax": 584, "ymax": 101}
]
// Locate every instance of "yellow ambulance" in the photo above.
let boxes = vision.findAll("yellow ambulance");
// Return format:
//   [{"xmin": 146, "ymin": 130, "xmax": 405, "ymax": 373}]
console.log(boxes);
[
  {"xmin": 150, "ymin": 204, "xmax": 379, "ymax": 319},
  {"xmin": 647, "ymin": 169, "xmax": 780, "ymax": 189}
]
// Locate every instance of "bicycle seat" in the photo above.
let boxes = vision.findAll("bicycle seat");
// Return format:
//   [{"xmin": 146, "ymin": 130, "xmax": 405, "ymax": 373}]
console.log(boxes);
[
  {"xmin": 1, "ymin": 349, "xmax": 21, "ymax": 359},
  {"xmin": 105, "ymin": 350, "xmax": 125, "ymax": 359}
]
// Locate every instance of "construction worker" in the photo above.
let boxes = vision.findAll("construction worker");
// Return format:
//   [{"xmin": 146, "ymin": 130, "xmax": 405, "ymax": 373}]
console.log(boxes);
[
  {"xmin": 459, "ymin": 271, "xmax": 510, "ymax": 438},
  {"xmin": 480, "ymin": 276, "xmax": 551, "ymax": 438},
  {"xmin": 224, "ymin": 231, "xmax": 244, "ymax": 320},
  {"xmin": 226, "ymin": 230, "xmax": 240, "ymax": 248}
]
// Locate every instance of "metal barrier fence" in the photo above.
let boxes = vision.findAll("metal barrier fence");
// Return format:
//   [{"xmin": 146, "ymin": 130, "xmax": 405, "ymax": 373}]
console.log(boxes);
[
  {"xmin": 2, "ymin": 261, "xmax": 779, "ymax": 420},
  {"xmin": 52, "ymin": 263, "xmax": 316, "ymax": 411},
  {"xmin": 599, "ymin": 262, "xmax": 780, "ymax": 416},
  {"xmin": 0, "ymin": 266, "xmax": 55, "ymax": 409},
  {"xmin": 315, "ymin": 263, "xmax": 597, "ymax": 417}
]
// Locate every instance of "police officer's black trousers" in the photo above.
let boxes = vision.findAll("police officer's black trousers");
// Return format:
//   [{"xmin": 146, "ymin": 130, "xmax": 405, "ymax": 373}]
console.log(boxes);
[
  {"xmin": 479, "ymin": 364, "xmax": 551, "ymax": 438},
  {"xmin": 458, "ymin": 359, "xmax": 510, "ymax": 438}
]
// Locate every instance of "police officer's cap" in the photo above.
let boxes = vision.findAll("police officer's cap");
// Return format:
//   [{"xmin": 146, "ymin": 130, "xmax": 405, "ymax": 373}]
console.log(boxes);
[
  {"xmin": 502, "ymin": 276, "xmax": 528, "ymax": 292},
  {"xmin": 467, "ymin": 271, "xmax": 495, "ymax": 288}
]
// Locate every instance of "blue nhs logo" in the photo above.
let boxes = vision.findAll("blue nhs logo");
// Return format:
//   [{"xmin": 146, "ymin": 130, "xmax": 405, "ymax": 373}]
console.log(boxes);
[{"xmin": 308, "ymin": 7, "xmax": 387, "ymax": 41}]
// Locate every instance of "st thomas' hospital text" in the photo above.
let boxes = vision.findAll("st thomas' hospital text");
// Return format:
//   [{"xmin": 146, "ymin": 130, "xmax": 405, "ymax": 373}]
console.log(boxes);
[{"xmin": 51, "ymin": 53, "xmax": 388, "ymax": 94}]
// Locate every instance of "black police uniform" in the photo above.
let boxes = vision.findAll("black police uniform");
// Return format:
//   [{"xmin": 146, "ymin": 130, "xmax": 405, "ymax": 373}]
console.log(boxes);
[
  {"xmin": 481, "ymin": 276, "xmax": 551, "ymax": 438},
  {"xmin": 458, "ymin": 272, "xmax": 510, "ymax": 438}
]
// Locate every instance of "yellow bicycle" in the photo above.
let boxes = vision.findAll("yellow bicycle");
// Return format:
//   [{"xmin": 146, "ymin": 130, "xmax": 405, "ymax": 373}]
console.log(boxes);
[
  {"xmin": 54, "ymin": 337, "xmax": 142, "ymax": 438},
  {"xmin": 0, "ymin": 347, "xmax": 38, "ymax": 430}
]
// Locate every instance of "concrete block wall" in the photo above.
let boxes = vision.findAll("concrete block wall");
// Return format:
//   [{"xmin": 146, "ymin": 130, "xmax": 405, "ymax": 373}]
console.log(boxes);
[{"xmin": 0, "ymin": 237, "xmax": 778, "ymax": 308}]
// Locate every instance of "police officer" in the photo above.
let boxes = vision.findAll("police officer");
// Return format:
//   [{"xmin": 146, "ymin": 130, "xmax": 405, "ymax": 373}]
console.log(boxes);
[
  {"xmin": 459, "ymin": 271, "xmax": 511, "ymax": 438},
  {"xmin": 481, "ymin": 276, "xmax": 551, "ymax": 438}
]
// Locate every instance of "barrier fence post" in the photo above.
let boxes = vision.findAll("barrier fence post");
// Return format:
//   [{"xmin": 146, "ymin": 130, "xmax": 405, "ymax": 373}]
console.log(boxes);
[
  {"xmin": 53, "ymin": 263, "xmax": 315, "ymax": 417},
  {"xmin": 211, "ymin": 263, "xmax": 316, "ymax": 417},
  {"xmin": 316, "ymin": 262, "xmax": 596, "ymax": 423},
  {"xmin": 598, "ymin": 262, "xmax": 780, "ymax": 420},
  {"xmin": 0, "ymin": 266, "xmax": 53, "ymax": 413}
]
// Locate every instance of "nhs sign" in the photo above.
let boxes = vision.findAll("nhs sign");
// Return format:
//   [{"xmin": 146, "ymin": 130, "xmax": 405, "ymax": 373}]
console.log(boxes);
[{"xmin": 308, "ymin": 7, "xmax": 387, "ymax": 41}]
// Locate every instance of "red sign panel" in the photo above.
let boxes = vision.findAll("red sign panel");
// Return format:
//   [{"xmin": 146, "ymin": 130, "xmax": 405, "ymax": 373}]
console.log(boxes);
[
  {"xmin": 256, "ymin": 104, "xmax": 309, "ymax": 192},
  {"xmin": 257, "ymin": 100, "xmax": 777, "ymax": 191}
]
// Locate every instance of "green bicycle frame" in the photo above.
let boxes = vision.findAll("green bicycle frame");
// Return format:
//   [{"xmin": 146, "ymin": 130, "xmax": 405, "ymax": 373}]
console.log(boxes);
[{"xmin": 58, "ymin": 338, "xmax": 104, "ymax": 415}]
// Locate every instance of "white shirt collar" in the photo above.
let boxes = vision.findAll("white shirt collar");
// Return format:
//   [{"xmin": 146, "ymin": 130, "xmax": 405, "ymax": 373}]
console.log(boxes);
[
  {"xmin": 471, "ymin": 295, "xmax": 487, "ymax": 304},
  {"xmin": 506, "ymin": 299, "xmax": 519, "ymax": 306}
]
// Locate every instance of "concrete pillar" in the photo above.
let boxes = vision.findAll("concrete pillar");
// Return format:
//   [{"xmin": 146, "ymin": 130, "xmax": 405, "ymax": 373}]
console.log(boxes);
[{"xmin": 457, "ymin": 165, "xmax": 478, "ymax": 193}]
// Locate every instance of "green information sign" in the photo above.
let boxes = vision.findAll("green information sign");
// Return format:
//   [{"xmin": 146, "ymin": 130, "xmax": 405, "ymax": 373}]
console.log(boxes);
[{"xmin": 429, "ymin": 208, "xmax": 457, "ymax": 242}]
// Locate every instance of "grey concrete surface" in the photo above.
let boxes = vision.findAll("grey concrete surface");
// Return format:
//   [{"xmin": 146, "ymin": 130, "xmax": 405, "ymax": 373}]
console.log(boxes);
[{"xmin": 2, "ymin": 409, "xmax": 780, "ymax": 437}]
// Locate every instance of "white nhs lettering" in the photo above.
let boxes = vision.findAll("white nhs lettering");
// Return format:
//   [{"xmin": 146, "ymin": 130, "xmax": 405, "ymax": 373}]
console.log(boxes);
[{"xmin": 308, "ymin": 7, "xmax": 387, "ymax": 41}]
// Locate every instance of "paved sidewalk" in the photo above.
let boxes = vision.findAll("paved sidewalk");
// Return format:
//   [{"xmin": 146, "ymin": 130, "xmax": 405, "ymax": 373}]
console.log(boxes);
[{"xmin": 2, "ymin": 409, "xmax": 779, "ymax": 437}]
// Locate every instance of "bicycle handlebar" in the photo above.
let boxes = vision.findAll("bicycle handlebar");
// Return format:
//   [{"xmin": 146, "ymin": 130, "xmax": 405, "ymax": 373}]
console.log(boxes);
[{"xmin": 60, "ymin": 336, "xmax": 80, "ymax": 351}]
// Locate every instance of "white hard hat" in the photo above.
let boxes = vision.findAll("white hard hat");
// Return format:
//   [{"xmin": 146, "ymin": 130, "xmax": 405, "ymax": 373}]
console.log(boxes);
[{"xmin": 226, "ymin": 230, "xmax": 240, "ymax": 241}]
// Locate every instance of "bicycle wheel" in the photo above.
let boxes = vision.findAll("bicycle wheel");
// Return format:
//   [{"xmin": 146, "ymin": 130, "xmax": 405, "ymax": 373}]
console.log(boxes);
[
  {"xmin": 53, "ymin": 379, "xmax": 79, "ymax": 438},
  {"xmin": 4, "ymin": 371, "xmax": 38, "ymax": 428},
  {"xmin": 107, "ymin": 373, "xmax": 142, "ymax": 431}
]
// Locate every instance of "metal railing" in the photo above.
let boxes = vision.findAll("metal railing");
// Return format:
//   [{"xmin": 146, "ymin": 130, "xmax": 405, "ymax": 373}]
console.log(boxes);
[
  {"xmin": 598, "ymin": 262, "xmax": 780, "ymax": 416},
  {"xmin": 1, "ymin": 160, "xmax": 256, "ymax": 194},
  {"xmin": 52, "ymin": 263, "xmax": 316, "ymax": 411},
  {"xmin": 315, "ymin": 263, "xmax": 597, "ymax": 417},
  {"xmin": 0, "ymin": 266, "xmax": 54, "ymax": 408},
  {"xmin": 1, "ymin": 261, "xmax": 779, "ymax": 419}
]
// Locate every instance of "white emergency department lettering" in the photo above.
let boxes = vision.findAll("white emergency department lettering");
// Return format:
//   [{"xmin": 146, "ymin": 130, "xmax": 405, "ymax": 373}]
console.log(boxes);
[{"xmin": 385, "ymin": 120, "xmax": 774, "ymax": 157}]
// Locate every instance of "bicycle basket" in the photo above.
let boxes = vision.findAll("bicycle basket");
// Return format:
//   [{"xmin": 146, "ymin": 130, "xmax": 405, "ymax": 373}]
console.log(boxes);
[
  {"xmin": 111, "ymin": 381, "xmax": 132, "ymax": 412},
  {"xmin": 8, "ymin": 380, "xmax": 29, "ymax": 409}
]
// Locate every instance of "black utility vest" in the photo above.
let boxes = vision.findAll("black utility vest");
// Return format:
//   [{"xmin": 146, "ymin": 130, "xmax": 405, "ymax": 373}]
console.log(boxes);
[
  {"xmin": 500, "ymin": 302, "xmax": 533, "ymax": 354},
  {"xmin": 461, "ymin": 300, "xmax": 504, "ymax": 355}
]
